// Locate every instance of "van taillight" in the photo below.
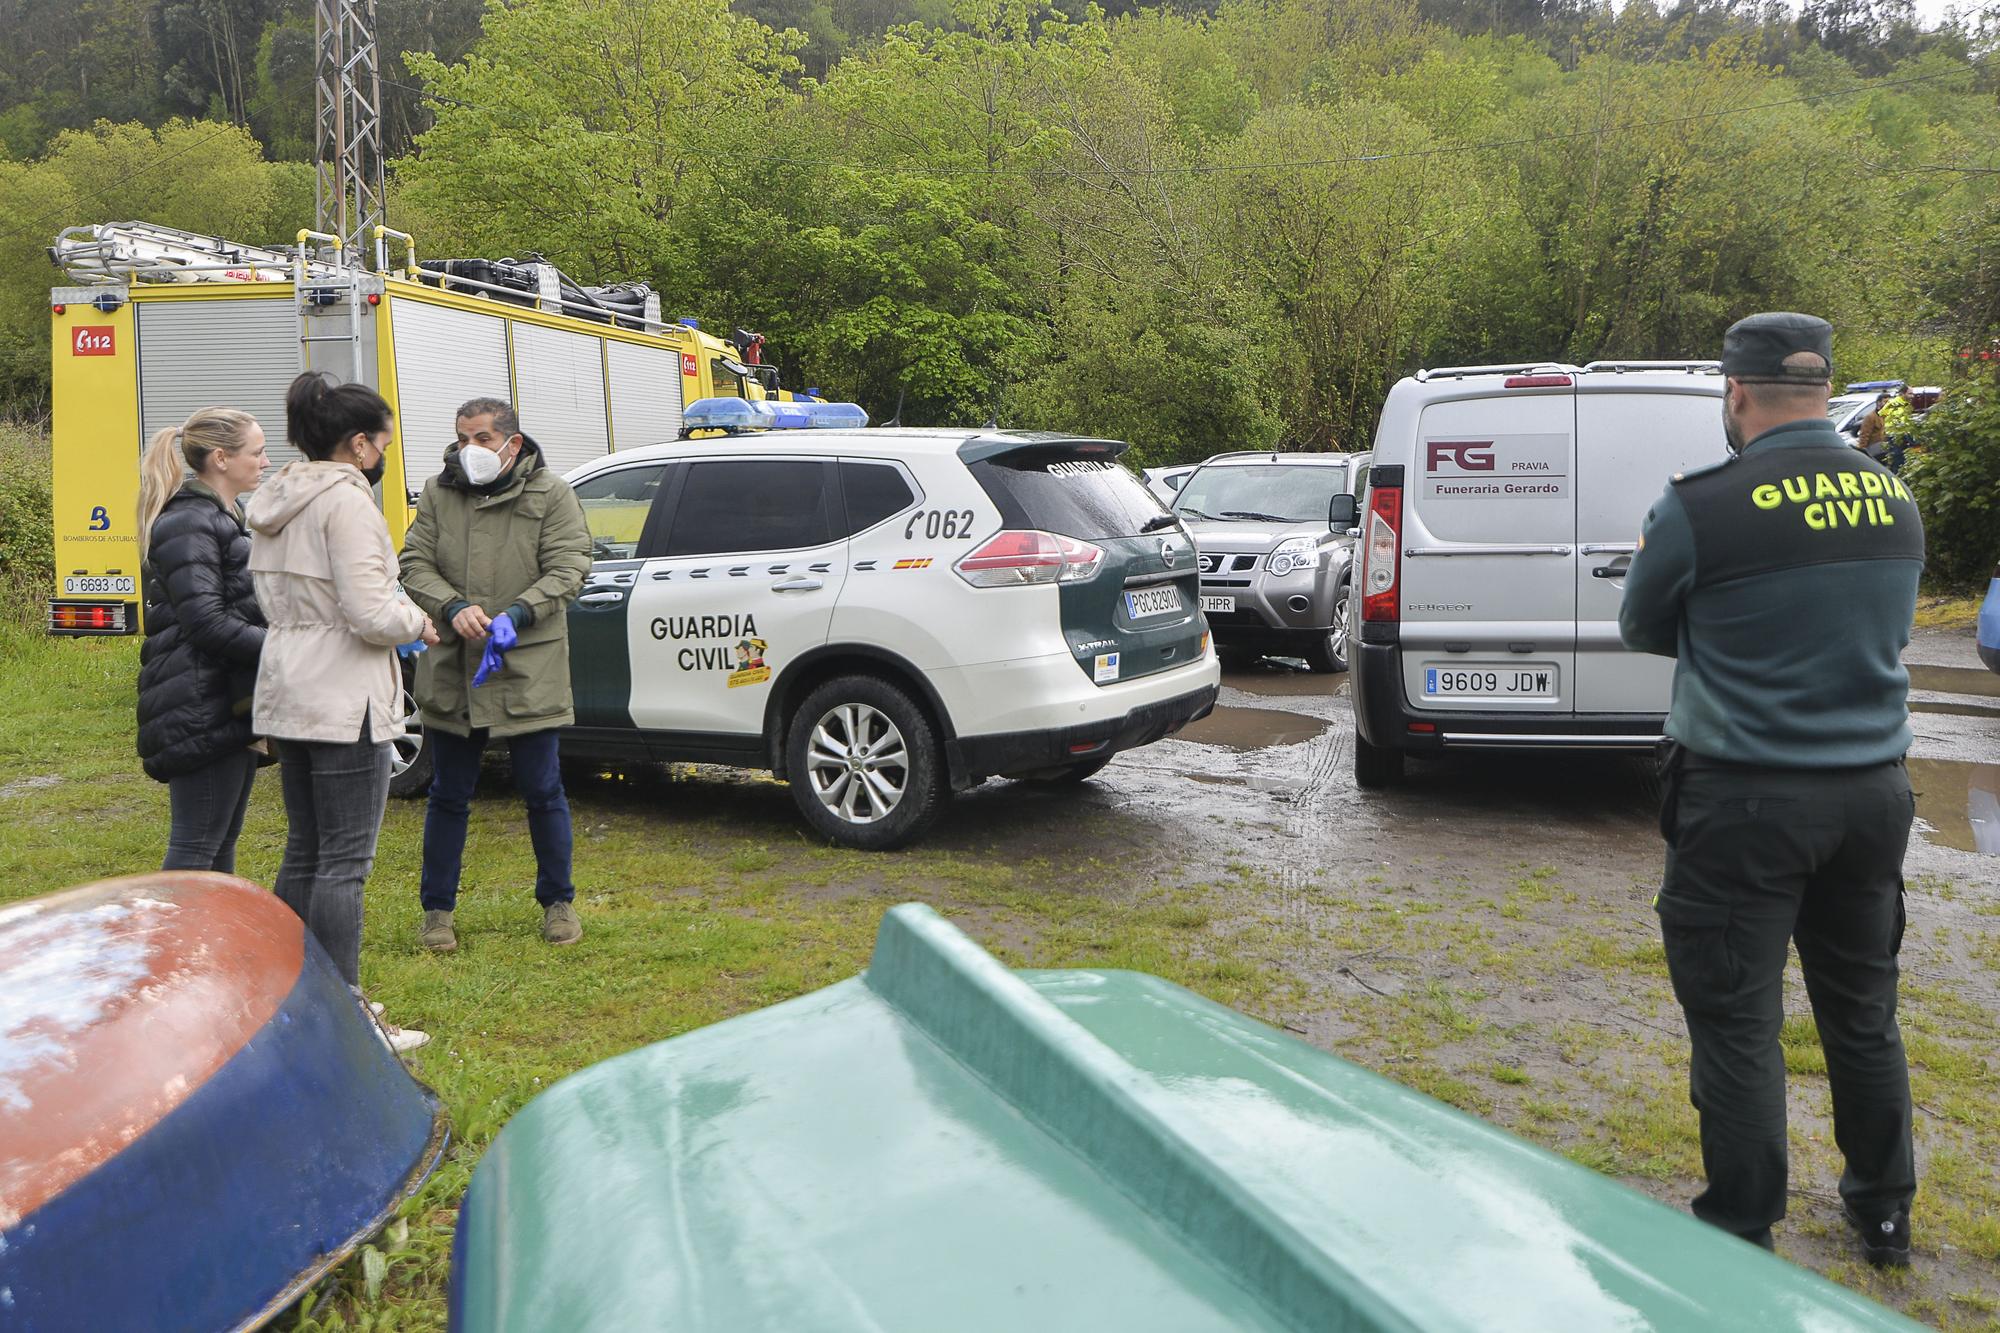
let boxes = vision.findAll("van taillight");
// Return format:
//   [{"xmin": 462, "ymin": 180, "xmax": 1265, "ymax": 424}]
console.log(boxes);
[{"xmin": 1361, "ymin": 485, "xmax": 1401, "ymax": 623}]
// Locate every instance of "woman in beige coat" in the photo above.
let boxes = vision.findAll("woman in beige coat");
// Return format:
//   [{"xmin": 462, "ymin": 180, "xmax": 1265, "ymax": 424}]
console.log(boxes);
[{"xmin": 248, "ymin": 372, "xmax": 437, "ymax": 1053}]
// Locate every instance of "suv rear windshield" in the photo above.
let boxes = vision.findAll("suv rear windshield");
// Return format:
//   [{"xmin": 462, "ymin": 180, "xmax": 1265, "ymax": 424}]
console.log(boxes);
[
  {"xmin": 969, "ymin": 455, "xmax": 1163, "ymax": 541},
  {"xmin": 1173, "ymin": 464, "xmax": 1353, "ymax": 525}
]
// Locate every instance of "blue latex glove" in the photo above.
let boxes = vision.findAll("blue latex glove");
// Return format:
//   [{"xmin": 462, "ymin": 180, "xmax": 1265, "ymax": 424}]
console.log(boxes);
[
  {"xmin": 396, "ymin": 638, "xmax": 428, "ymax": 659},
  {"xmin": 472, "ymin": 612, "xmax": 517, "ymax": 687}
]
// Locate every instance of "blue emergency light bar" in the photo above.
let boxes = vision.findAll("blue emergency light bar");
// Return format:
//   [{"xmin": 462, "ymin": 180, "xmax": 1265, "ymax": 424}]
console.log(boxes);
[{"xmin": 683, "ymin": 398, "xmax": 870, "ymax": 434}]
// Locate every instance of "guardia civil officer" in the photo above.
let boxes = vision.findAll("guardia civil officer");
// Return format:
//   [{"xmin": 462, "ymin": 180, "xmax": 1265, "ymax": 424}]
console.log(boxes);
[{"xmin": 1620, "ymin": 313, "xmax": 1924, "ymax": 1267}]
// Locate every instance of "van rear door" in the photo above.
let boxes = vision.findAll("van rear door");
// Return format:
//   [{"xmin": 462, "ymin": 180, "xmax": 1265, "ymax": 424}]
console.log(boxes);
[
  {"xmin": 1573, "ymin": 377, "xmax": 1728, "ymax": 713},
  {"xmin": 1400, "ymin": 385, "xmax": 1577, "ymax": 715}
]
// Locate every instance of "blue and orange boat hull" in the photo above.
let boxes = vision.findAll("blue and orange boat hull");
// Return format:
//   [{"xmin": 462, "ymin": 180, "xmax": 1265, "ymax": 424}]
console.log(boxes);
[{"xmin": 0, "ymin": 872, "xmax": 447, "ymax": 1331}]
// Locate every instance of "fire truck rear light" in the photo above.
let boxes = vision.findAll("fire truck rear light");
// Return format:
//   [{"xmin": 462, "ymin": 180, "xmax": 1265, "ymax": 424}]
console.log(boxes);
[
  {"xmin": 51, "ymin": 303, "xmax": 65, "ymax": 314},
  {"xmin": 1504, "ymin": 374, "xmax": 1573, "ymax": 388},
  {"xmin": 367, "ymin": 292, "xmax": 381, "ymax": 305},
  {"xmin": 47, "ymin": 602, "xmax": 129, "ymax": 634}
]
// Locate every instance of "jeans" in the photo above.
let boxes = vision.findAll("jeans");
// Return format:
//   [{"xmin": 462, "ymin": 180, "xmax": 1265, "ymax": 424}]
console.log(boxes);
[
  {"xmin": 162, "ymin": 749, "xmax": 259, "ymax": 873},
  {"xmin": 419, "ymin": 727, "xmax": 574, "ymax": 912},
  {"xmin": 273, "ymin": 724, "xmax": 392, "ymax": 987},
  {"xmin": 1657, "ymin": 758, "xmax": 1916, "ymax": 1245}
]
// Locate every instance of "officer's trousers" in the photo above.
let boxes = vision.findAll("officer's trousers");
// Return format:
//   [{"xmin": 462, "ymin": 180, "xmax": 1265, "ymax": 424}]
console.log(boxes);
[{"xmin": 1656, "ymin": 756, "xmax": 1916, "ymax": 1246}]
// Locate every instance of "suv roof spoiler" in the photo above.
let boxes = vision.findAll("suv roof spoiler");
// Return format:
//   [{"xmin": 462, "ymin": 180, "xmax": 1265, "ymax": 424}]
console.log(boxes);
[
  {"xmin": 1414, "ymin": 363, "xmax": 1577, "ymax": 382},
  {"xmin": 957, "ymin": 433, "xmax": 1129, "ymax": 465},
  {"xmin": 1582, "ymin": 360, "xmax": 1722, "ymax": 374}
]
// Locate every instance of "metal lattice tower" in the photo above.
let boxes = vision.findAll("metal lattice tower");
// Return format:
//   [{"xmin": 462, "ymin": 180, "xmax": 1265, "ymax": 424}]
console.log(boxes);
[{"xmin": 314, "ymin": 0, "xmax": 385, "ymax": 266}]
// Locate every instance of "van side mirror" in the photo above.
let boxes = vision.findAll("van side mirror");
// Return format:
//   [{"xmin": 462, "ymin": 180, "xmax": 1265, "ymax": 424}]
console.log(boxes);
[{"xmin": 1327, "ymin": 493, "xmax": 1360, "ymax": 529}]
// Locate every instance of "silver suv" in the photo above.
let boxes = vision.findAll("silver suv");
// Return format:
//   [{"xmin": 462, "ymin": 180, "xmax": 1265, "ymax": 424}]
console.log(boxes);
[{"xmin": 1172, "ymin": 451, "xmax": 1370, "ymax": 673}]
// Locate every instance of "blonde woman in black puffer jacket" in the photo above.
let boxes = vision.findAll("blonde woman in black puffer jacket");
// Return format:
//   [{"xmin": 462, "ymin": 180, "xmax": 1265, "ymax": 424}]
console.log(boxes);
[{"xmin": 136, "ymin": 407, "xmax": 270, "ymax": 871}]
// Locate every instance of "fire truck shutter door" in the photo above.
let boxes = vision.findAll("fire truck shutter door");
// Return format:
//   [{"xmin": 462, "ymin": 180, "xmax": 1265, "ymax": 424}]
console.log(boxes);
[
  {"xmin": 512, "ymin": 322, "xmax": 610, "ymax": 474},
  {"xmin": 392, "ymin": 301, "xmax": 510, "ymax": 484},
  {"xmin": 137, "ymin": 298, "xmax": 301, "ymax": 467},
  {"xmin": 605, "ymin": 339, "xmax": 683, "ymax": 452}
]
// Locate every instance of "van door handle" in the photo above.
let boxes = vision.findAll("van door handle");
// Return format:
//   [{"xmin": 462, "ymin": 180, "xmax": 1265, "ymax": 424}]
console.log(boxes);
[
  {"xmin": 577, "ymin": 590, "xmax": 625, "ymax": 605},
  {"xmin": 1591, "ymin": 559, "xmax": 1632, "ymax": 579},
  {"xmin": 771, "ymin": 577, "xmax": 823, "ymax": 593}
]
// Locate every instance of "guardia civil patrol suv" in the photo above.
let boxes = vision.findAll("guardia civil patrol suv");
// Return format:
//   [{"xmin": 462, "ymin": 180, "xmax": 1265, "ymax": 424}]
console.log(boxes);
[
  {"xmin": 1173, "ymin": 451, "xmax": 1370, "ymax": 672},
  {"xmin": 1347, "ymin": 363, "xmax": 1728, "ymax": 787},
  {"xmin": 544, "ymin": 399, "xmax": 1218, "ymax": 849}
]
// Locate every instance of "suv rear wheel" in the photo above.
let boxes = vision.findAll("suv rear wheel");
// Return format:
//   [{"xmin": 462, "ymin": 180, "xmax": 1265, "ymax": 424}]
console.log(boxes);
[
  {"xmin": 1353, "ymin": 728, "xmax": 1404, "ymax": 789},
  {"xmin": 787, "ymin": 675, "xmax": 947, "ymax": 850},
  {"xmin": 1302, "ymin": 577, "xmax": 1352, "ymax": 674}
]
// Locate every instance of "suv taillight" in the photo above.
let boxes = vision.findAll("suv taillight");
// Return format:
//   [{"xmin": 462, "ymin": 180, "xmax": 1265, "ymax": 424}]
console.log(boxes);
[
  {"xmin": 954, "ymin": 530, "xmax": 1104, "ymax": 587},
  {"xmin": 1361, "ymin": 484, "xmax": 1402, "ymax": 623}
]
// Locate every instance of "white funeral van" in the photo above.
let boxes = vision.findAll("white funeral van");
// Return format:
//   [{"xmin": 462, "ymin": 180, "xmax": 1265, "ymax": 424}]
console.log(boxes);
[{"xmin": 1346, "ymin": 362, "xmax": 1730, "ymax": 787}]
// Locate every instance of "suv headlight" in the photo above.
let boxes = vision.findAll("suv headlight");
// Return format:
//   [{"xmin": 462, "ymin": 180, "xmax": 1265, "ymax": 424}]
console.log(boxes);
[{"xmin": 1266, "ymin": 537, "xmax": 1324, "ymax": 577}]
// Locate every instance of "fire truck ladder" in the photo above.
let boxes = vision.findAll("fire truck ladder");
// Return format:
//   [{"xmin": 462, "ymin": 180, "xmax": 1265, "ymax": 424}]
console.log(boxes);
[
  {"xmin": 294, "ymin": 229, "xmax": 366, "ymax": 381},
  {"xmin": 48, "ymin": 221, "xmax": 296, "ymax": 285}
]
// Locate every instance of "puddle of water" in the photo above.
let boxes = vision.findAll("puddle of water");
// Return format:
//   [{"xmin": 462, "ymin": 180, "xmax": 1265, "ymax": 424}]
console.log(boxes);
[
  {"xmin": 1180, "ymin": 772, "xmax": 1304, "ymax": 797},
  {"xmin": 1177, "ymin": 707, "xmax": 1331, "ymax": 752},
  {"xmin": 1908, "ymin": 757, "xmax": 2000, "ymax": 855},
  {"xmin": 1907, "ymin": 664, "xmax": 2000, "ymax": 700},
  {"xmin": 1220, "ymin": 665, "xmax": 1338, "ymax": 699}
]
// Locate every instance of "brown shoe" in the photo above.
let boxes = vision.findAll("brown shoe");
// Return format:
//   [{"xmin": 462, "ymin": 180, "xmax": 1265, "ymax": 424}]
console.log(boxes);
[
  {"xmin": 542, "ymin": 901, "xmax": 582, "ymax": 945},
  {"xmin": 420, "ymin": 909, "xmax": 457, "ymax": 952}
]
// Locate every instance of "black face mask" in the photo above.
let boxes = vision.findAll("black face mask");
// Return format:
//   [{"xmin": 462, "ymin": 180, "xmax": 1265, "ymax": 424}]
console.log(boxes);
[{"xmin": 361, "ymin": 457, "xmax": 387, "ymax": 486}]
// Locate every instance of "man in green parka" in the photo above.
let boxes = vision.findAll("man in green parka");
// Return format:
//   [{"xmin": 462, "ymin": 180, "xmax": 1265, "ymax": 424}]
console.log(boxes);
[{"xmin": 400, "ymin": 398, "xmax": 593, "ymax": 950}]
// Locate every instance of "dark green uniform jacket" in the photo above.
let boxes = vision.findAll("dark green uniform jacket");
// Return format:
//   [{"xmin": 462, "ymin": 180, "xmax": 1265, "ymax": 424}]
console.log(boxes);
[
  {"xmin": 399, "ymin": 437, "xmax": 592, "ymax": 738},
  {"xmin": 1619, "ymin": 418, "xmax": 1924, "ymax": 767}
]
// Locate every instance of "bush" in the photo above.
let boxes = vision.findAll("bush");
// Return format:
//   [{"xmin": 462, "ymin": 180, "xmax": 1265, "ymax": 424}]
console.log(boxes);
[
  {"xmin": 1902, "ymin": 381, "xmax": 2000, "ymax": 589},
  {"xmin": 0, "ymin": 424, "xmax": 53, "ymax": 626}
]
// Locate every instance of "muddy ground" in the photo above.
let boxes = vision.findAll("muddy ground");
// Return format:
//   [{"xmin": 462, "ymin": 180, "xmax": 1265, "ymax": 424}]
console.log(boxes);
[{"xmin": 884, "ymin": 626, "xmax": 2000, "ymax": 1323}]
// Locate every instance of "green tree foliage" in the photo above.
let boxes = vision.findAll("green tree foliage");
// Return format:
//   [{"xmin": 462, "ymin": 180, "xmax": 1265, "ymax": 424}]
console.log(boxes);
[
  {"xmin": 0, "ymin": 0, "xmax": 1993, "ymax": 472},
  {"xmin": 0, "ymin": 119, "xmax": 302, "ymax": 411},
  {"xmin": 1903, "ymin": 381, "xmax": 2000, "ymax": 588}
]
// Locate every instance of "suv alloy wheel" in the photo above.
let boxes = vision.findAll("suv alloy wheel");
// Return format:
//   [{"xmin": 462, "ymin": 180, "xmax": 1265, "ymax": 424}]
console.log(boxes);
[
  {"xmin": 386, "ymin": 662, "xmax": 434, "ymax": 798},
  {"xmin": 786, "ymin": 675, "xmax": 946, "ymax": 850},
  {"xmin": 1302, "ymin": 575, "xmax": 1351, "ymax": 674}
]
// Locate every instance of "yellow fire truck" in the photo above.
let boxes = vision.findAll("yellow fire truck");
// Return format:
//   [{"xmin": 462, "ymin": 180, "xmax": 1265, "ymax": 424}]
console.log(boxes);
[{"xmin": 46, "ymin": 220, "xmax": 802, "ymax": 635}]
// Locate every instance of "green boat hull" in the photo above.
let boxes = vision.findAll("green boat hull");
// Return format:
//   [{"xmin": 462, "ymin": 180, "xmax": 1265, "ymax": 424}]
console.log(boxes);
[{"xmin": 451, "ymin": 904, "xmax": 1921, "ymax": 1332}]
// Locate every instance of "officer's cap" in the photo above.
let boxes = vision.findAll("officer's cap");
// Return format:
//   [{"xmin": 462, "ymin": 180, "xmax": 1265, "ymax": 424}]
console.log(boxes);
[{"xmin": 1720, "ymin": 312, "xmax": 1833, "ymax": 385}]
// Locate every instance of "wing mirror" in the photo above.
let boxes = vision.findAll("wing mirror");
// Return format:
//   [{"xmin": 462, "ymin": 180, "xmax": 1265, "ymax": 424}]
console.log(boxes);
[{"xmin": 1327, "ymin": 493, "xmax": 1360, "ymax": 529}]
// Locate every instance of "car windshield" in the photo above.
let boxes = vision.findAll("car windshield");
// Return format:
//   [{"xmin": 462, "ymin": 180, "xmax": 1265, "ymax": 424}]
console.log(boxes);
[
  {"xmin": 1827, "ymin": 396, "xmax": 1873, "ymax": 423},
  {"xmin": 1173, "ymin": 464, "xmax": 1348, "ymax": 524}
]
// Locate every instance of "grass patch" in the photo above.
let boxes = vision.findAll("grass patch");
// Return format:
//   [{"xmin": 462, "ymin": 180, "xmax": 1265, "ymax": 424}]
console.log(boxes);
[
  {"xmin": 1911, "ymin": 592, "xmax": 1982, "ymax": 632},
  {"xmin": 0, "ymin": 625, "xmax": 1305, "ymax": 1330}
]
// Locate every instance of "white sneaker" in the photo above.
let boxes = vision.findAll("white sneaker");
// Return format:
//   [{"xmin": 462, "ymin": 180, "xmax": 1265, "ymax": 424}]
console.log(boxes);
[
  {"xmin": 355, "ymin": 989, "xmax": 429, "ymax": 1054},
  {"xmin": 378, "ymin": 1021, "xmax": 431, "ymax": 1054}
]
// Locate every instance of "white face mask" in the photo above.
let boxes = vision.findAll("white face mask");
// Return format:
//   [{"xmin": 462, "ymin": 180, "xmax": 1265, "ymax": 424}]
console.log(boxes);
[{"xmin": 460, "ymin": 441, "xmax": 511, "ymax": 486}]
